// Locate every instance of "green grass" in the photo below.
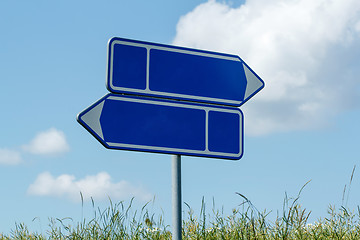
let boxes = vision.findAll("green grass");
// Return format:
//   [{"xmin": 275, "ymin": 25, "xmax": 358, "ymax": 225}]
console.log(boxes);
[
  {"xmin": 1, "ymin": 170, "xmax": 359, "ymax": 239},
  {"xmin": 1, "ymin": 197, "xmax": 360, "ymax": 239}
]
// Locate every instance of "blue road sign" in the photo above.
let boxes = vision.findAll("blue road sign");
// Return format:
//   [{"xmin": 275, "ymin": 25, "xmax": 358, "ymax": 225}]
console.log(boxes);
[
  {"xmin": 77, "ymin": 94, "xmax": 243, "ymax": 160},
  {"xmin": 107, "ymin": 37, "xmax": 264, "ymax": 107}
]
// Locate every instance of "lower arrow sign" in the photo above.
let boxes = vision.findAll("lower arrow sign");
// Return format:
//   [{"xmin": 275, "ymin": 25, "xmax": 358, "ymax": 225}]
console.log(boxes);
[{"xmin": 77, "ymin": 94, "xmax": 243, "ymax": 160}]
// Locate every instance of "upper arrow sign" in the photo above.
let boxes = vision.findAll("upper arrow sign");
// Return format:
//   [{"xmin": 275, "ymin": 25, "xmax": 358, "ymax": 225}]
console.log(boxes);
[{"xmin": 107, "ymin": 37, "xmax": 264, "ymax": 107}]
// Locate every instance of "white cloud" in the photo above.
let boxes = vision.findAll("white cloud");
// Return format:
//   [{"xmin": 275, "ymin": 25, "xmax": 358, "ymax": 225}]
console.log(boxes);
[
  {"xmin": 0, "ymin": 148, "xmax": 22, "ymax": 165},
  {"xmin": 27, "ymin": 172, "xmax": 153, "ymax": 202},
  {"xmin": 173, "ymin": 0, "xmax": 360, "ymax": 135},
  {"xmin": 22, "ymin": 128, "xmax": 70, "ymax": 155}
]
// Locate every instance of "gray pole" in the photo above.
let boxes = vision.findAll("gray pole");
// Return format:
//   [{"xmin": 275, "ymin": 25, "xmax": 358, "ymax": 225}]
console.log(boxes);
[{"xmin": 172, "ymin": 154, "xmax": 182, "ymax": 240}]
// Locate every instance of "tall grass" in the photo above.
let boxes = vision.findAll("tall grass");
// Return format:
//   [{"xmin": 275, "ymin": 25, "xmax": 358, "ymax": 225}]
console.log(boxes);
[
  {"xmin": 2, "ymin": 197, "xmax": 359, "ymax": 239},
  {"xmin": 2, "ymin": 197, "xmax": 171, "ymax": 240},
  {"xmin": 1, "ymin": 168, "xmax": 359, "ymax": 239}
]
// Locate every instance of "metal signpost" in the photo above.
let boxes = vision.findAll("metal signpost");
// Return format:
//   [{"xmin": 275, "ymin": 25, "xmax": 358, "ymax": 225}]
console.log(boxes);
[{"xmin": 77, "ymin": 37, "xmax": 264, "ymax": 240}]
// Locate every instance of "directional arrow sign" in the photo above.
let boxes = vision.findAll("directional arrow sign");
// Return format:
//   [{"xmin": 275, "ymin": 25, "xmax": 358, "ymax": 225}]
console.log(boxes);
[
  {"xmin": 107, "ymin": 37, "xmax": 264, "ymax": 107},
  {"xmin": 77, "ymin": 94, "xmax": 243, "ymax": 160}
]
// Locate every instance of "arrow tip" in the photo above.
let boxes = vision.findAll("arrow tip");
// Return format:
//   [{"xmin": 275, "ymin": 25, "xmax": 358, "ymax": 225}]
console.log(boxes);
[
  {"xmin": 243, "ymin": 64, "xmax": 264, "ymax": 101},
  {"xmin": 78, "ymin": 100, "xmax": 105, "ymax": 140}
]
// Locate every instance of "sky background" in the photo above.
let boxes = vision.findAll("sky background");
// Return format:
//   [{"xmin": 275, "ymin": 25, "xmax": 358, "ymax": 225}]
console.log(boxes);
[{"xmin": 1, "ymin": 0, "xmax": 360, "ymax": 235}]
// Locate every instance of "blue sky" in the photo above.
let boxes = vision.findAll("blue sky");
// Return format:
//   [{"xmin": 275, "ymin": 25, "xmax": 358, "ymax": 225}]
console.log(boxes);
[{"xmin": 1, "ymin": 0, "xmax": 360, "ymax": 234}]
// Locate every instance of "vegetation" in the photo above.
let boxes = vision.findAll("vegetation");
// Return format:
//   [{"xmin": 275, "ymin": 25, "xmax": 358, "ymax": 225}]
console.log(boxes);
[
  {"xmin": 1, "ymin": 167, "xmax": 359, "ymax": 239},
  {"xmin": 1, "ymin": 198, "xmax": 359, "ymax": 239}
]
